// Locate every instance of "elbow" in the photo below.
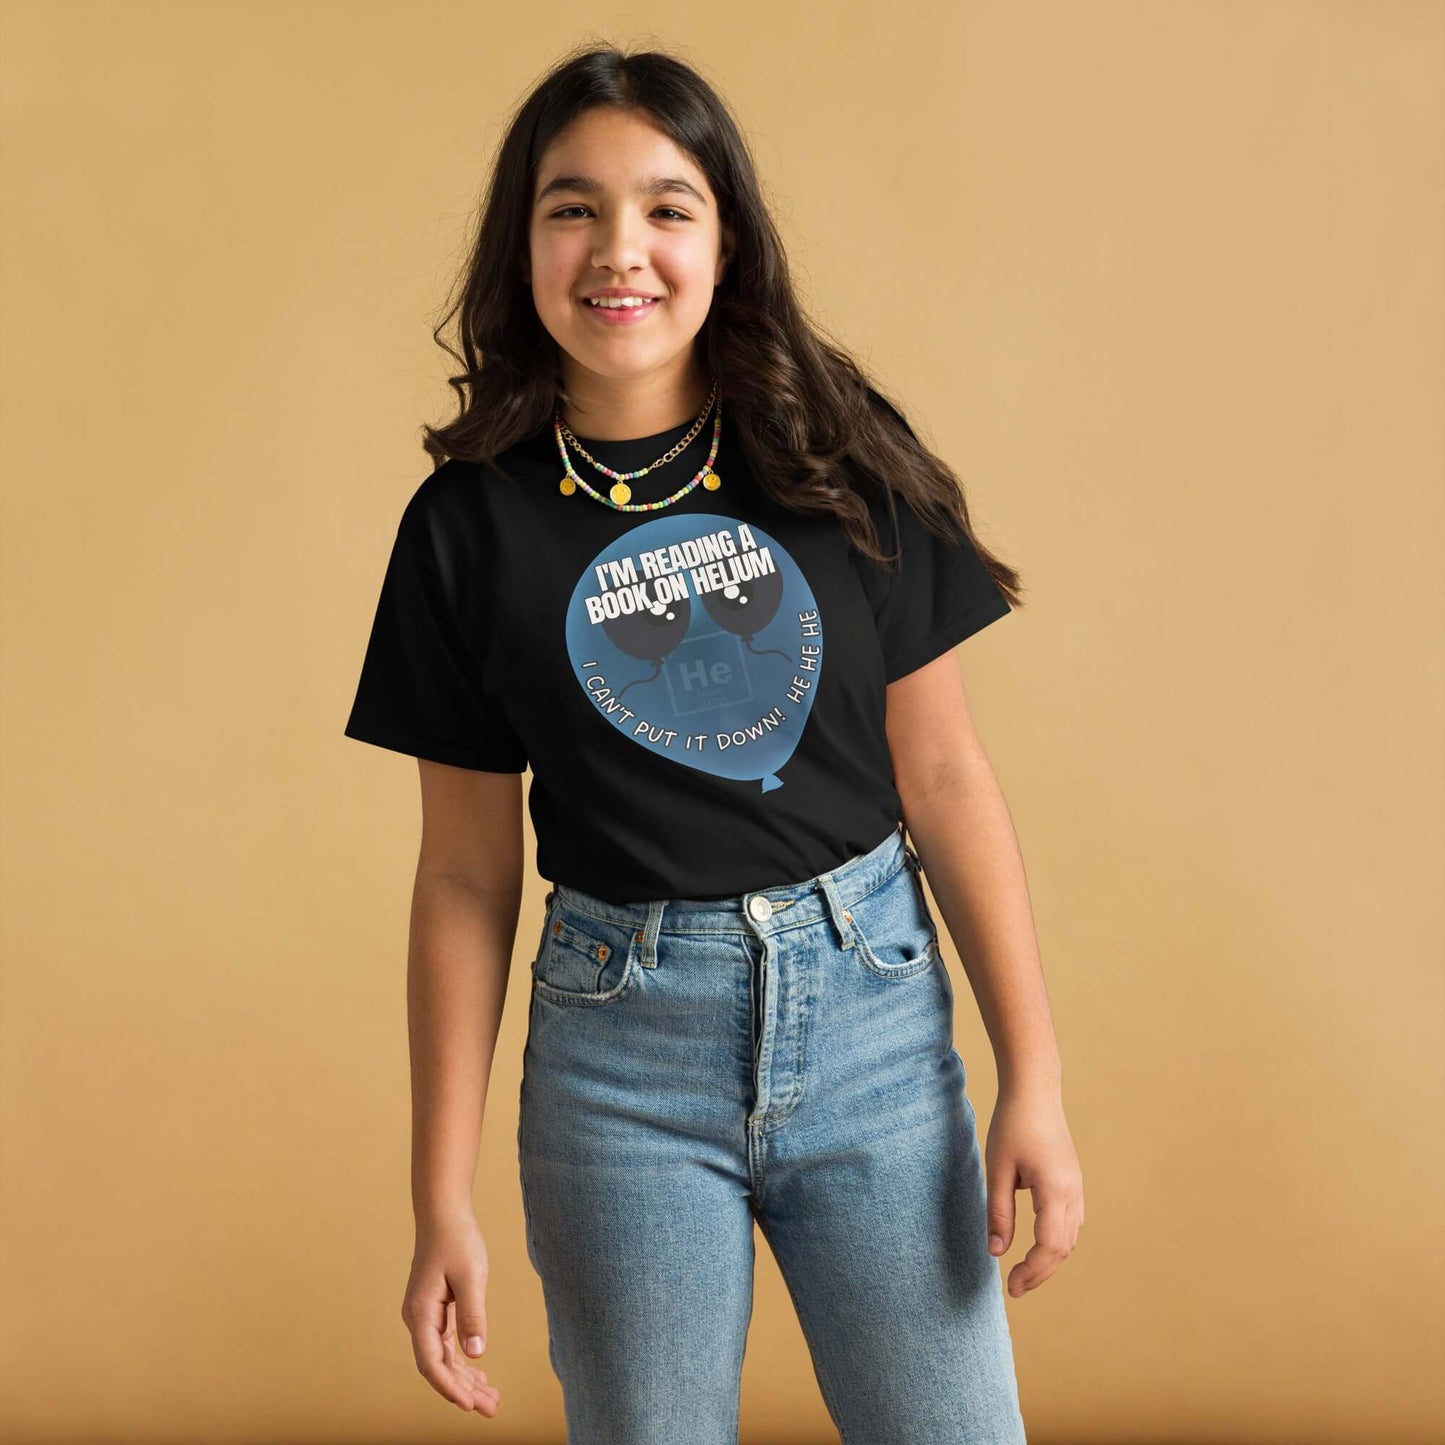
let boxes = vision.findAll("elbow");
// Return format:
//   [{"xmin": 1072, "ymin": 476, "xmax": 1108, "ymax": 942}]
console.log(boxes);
[{"xmin": 895, "ymin": 745, "xmax": 994, "ymax": 817}]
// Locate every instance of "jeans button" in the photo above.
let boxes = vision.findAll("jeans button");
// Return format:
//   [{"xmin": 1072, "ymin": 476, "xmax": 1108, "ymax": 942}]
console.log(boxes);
[{"xmin": 748, "ymin": 895, "xmax": 773, "ymax": 922}]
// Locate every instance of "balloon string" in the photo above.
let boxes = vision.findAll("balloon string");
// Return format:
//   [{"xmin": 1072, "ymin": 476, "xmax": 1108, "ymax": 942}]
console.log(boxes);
[{"xmin": 614, "ymin": 661, "xmax": 663, "ymax": 703}]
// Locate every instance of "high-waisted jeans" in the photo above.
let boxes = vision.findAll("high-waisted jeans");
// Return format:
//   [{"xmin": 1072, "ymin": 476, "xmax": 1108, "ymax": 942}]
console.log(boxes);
[{"xmin": 517, "ymin": 824, "xmax": 1028, "ymax": 1444}]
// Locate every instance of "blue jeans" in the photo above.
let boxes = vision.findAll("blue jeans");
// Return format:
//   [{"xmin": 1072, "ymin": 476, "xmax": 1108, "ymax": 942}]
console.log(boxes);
[{"xmin": 517, "ymin": 825, "xmax": 1028, "ymax": 1443}]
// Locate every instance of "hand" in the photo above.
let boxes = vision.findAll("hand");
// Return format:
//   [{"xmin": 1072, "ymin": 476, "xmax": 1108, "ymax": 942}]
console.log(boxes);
[
  {"xmin": 984, "ymin": 1084, "xmax": 1084, "ymax": 1298},
  {"xmin": 401, "ymin": 1210, "xmax": 502, "ymax": 1418}
]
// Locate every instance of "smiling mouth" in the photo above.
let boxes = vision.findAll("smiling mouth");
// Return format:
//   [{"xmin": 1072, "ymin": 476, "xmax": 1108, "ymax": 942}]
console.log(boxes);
[{"xmin": 578, "ymin": 296, "xmax": 663, "ymax": 323}]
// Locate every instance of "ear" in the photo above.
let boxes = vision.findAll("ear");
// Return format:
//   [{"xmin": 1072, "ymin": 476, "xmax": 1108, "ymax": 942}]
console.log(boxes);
[{"xmin": 716, "ymin": 226, "xmax": 735, "ymax": 285}]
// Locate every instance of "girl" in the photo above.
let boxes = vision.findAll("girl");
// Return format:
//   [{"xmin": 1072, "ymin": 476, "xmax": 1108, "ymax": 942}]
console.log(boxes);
[{"xmin": 345, "ymin": 44, "xmax": 1082, "ymax": 1442}]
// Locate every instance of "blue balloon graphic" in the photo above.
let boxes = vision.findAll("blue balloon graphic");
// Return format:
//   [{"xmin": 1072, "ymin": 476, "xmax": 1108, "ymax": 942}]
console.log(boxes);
[{"xmin": 565, "ymin": 513, "xmax": 823, "ymax": 791}]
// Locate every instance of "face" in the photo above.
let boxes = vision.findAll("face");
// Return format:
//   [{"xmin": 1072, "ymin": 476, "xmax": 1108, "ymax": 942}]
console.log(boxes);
[{"xmin": 525, "ymin": 107, "xmax": 733, "ymax": 395}]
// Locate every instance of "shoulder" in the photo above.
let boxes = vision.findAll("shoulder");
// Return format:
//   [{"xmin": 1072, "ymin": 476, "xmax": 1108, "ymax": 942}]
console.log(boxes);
[
  {"xmin": 396, "ymin": 452, "xmax": 527, "ymax": 558},
  {"xmin": 399, "ymin": 455, "xmax": 483, "ymax": 525},
  {"xmin": 861, "ymin": 383, "xmax": 918, "ymax": 440},
  {"xmin": 386, "ymin": 458, "xmax": 511, "ymax": 607}
]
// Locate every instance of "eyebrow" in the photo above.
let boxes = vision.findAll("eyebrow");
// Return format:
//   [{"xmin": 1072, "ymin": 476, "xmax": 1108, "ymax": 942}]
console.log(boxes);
[{"xmin": 535, "ymin": 174, "xmax": 709, "ymax": 207}]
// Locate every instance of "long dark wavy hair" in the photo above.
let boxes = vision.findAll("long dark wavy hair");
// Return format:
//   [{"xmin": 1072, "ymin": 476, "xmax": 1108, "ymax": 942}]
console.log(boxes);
[{"xmin": 421, "ymin": 43, "xmax": 1022, "ymax": 604}]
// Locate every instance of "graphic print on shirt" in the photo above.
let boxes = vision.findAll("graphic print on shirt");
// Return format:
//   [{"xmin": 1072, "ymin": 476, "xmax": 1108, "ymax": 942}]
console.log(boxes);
[{"xmin": 565, "ymin": 513, "xmax": 822, "ymax": 792}]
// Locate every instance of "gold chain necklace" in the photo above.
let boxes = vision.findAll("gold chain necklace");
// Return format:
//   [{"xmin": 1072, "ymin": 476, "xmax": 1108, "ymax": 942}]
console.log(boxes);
[{"xmin": 554, "ymin": 380, "xmax": 723, "ymax": 510}]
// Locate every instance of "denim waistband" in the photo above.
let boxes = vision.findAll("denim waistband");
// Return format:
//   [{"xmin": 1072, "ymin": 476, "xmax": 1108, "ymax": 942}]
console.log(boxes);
[{"xmin": 546, "ymin": 824, "xmax": 924, "ymax": 958}]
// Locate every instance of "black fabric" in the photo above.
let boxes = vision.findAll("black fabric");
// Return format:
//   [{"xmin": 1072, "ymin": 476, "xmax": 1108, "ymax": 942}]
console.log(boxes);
[{"xmin": 344, "ymin": 394, "xmax": 1011, "ymax": 902}]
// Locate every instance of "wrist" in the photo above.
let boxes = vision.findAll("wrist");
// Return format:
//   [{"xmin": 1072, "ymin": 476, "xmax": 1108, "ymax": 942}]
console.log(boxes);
[
  {"xmin": 997, "ymin": 1054, "xmax": 1062, "ymax": 1098},
  {"xmin": 413, "ymin": 1194, "xmax": 477, "ymax": 1230}
]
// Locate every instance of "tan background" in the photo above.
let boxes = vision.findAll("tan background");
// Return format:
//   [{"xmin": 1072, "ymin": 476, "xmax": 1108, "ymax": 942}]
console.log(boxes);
[{"xmin": 2, "ymin": 2, "xmax": 1441, "ymax": 1441}]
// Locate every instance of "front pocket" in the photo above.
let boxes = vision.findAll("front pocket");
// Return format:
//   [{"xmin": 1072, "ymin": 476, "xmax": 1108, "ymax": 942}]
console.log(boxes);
[
  {"xmin": 845, "ymin": 864, "xmax": 940, "ymax": 979},
  {"xmin": 531, "ymin": 902, "xmax": 639, "ymax": 1006}
]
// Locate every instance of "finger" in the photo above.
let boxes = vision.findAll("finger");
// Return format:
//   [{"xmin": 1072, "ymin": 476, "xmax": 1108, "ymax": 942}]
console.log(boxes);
[
  {"xmin": 440, "ymin": 1329, "xmax": 503, "ymax": 1416},
  {"xmin": 407, "ymin": 1290, "xmax": 472, "ymax": 1408},
  {"xmin": 408, "ymin": 1287, "xmax": 499, "ymax": 1414},
  {"xmin": 451, "ymin": 1268, "xmax": 489, "ymax": 1359},
  {"xmin": 1008, "ymin": 1239, "xmax": 1066, "ymax": 1295},
  {"xmin": 442, "ymin": 1290, "xmax": 500, "ymax": 1413},
  {"xmin": 1006, "ymin": 1190, "xmax": 1080, "ymax": 1295},
  {"xmin": 986, "ymin": 1162, "xmax": 1017, "ymax": 1256}
]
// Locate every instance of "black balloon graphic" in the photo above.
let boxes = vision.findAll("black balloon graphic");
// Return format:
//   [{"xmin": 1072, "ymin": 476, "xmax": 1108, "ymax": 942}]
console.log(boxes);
[
  {"xmin": 601, "ymin": 579, "xmax": 692, "ymax": 663},
  {"xmin": 701, "ymin": 566, "xmax": 783, "ymax": 638}
]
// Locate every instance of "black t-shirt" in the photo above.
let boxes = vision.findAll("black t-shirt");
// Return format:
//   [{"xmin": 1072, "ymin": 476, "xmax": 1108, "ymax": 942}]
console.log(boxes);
[{"xmin": 343, "ymin": 401, "xmax": 1011, "ymax": 902}]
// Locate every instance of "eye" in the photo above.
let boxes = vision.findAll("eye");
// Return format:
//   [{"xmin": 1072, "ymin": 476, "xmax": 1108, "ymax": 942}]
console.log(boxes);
[{"xmin": 549, "ymin": 206, "xmax": 691, "ymax": 221}]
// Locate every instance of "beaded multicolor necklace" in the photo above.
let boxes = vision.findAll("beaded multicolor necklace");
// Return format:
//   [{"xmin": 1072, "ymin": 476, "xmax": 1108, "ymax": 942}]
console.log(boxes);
[{"xmin": 553, "ymin": 380, "xmax": 723, "ymax": 511}]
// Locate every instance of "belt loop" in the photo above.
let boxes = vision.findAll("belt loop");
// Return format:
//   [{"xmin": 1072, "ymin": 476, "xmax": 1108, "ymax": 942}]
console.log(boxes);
[
  {"xmin": 634, "ymin": 898, "xmax": 665, "ymax": 969},
  {"xmin": 816, "ymin": 871, "xmax": 856, "ymax": 950},
  {"xmin": 899, "ymin": 823, "xmax": 924, "ymax": 877}
]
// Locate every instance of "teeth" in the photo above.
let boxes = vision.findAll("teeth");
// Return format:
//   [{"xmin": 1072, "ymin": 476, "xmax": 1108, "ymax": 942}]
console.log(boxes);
[{"xmin": 586, "ymin": 296, "xmax": 657, "ymax": 308}]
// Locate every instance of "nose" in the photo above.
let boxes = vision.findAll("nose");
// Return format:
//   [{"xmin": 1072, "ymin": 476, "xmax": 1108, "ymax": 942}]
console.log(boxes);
[{"xmin": 589, "ymin": 211, "xmax": 652, "ymax": 278}]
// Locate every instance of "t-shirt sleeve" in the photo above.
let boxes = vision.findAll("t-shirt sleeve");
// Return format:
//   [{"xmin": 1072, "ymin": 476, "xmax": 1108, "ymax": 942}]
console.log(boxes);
[
  {"xmin": 868, "ymin": 491, "xmax": 1013, "ymax": 683},
  {"xmin": 853, "ymin": 389, "xmax": 1013, "ymax": 683},
  {"xmin": 343, "ymin": 479, "xmax": 527, "ymax": 773}
]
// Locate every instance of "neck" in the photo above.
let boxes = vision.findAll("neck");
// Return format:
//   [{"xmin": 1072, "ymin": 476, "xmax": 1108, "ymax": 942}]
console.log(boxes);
[{"xmin": 560, "ymin": 370, "xmax": 710, "ymax": 442}]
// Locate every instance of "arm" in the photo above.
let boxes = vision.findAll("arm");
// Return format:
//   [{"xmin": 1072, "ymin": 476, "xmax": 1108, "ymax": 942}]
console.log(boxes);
[
  {"xmin": 399, "ymin": 759, "xmax": 526, "ymax": 1420},
  {"xmin": 409, "ymin": 761, "xmax": 526, "ymax": 1221},
  {"xmin": 885, "ymin": 651, "xmax": 1084, "ymax": 1296},
  {"xmin": 885, "ymin": 657, "xmax": 1059, "ymax": 1095}
]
